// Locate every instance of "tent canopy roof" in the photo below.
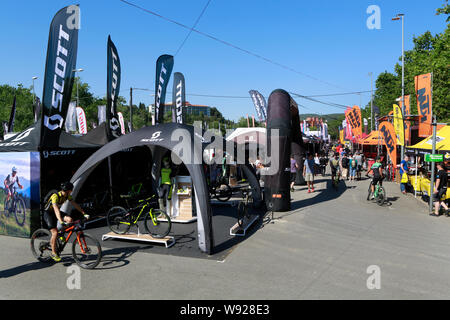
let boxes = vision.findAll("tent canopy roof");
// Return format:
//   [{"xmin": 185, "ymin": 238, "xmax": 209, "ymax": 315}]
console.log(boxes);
[{"xmin": 408, "ymin": 125, "xmax": 450, "ymax": 152}]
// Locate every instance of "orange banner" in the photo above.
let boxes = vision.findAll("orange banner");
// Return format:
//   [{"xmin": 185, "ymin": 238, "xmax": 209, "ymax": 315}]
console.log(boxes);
[
  {"xmin": 415, "ymin": 73, "xmax": 432, "ymax": 137},
  {"xmin": 345, "ymin": 105, "xmax": 362, "ymax": 138},
  {"xmin": 379, "ymin": 121, "xmax": 397, "ymax": 168},
  {"xmin": 399, "ymin": 95, "xmax": 411, "ymax": 145}
]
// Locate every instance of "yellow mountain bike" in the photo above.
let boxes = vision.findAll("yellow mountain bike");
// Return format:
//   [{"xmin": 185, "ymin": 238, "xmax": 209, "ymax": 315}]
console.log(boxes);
[{"xmin": 106, "ymin": 195, "xmax": 171, "ymax": 238}]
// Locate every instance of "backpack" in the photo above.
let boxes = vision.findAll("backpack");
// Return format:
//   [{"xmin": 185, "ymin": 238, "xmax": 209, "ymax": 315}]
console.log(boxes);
[
  {"xmin": 342, "ymin": 157, "xmax": 349, "ymax": 168},
  {"xmin": 43, "ymin": 189, "xmax": 59, "ymax": 211}
]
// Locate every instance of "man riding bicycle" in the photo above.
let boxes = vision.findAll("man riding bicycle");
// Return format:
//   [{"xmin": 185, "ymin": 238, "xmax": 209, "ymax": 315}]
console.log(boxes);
[
  {"xmin": 369, "ymin": 157, "xmax": 384, "ymax": 199},
  {"xmin": 4, "ymin": 167, "xmax": 23, "ymax": 208},
  {"xmin": 43, "ymin": 182, "xmax": 88, "ymax": 262}
]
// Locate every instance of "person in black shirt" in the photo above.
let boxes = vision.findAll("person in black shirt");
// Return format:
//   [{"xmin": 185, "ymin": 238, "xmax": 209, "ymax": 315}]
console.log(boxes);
[{"xmin": 431, "ymin": 162, "xmax": 448, "ymax": 217}]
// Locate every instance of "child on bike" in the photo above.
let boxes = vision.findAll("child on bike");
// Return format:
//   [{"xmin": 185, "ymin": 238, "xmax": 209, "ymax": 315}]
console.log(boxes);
[
  {"xmin": 43, "ymin": 182, "xmax": 88, "ymax": 262},
  {"xmin": 369, "ymin": 157, "xmax": 384, "ymax": 200},
  {"xmin": 3, "ymin": 167, "xmax": 23, "ymax": 210}
]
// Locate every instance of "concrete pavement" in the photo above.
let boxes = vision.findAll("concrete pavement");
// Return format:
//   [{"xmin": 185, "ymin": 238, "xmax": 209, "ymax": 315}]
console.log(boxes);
[{"xmin": 1, "ymin": 174, "xmax": 450, "ymax": 300}]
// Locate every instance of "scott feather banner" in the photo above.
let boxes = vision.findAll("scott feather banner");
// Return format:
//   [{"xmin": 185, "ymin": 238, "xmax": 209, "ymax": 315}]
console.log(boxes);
[
  {"xmin": 40, "ymin": 5, "xmax": 80, "ymax": 148},
  {"xmin": 106, "ymin": 36, "xmax": 121, "ymax": 140},
  {"xmin": 415, "ymin": 73, "xmax": 433, "ymax": 137},
  {"xmin": 249, "ymin": 90, "xmax": 267, "ymax": 122},
  {"xmin": 154, "ymin": 54, "xmax": 174, "ymax": 124},
  {"xmin": 171, "ymin": 72, "xmax": 185, "ymax": 124}
]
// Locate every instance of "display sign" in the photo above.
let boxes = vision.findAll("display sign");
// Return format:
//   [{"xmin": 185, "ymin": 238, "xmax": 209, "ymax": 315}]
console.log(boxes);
[{"xmin": 425, "ymin": 154, "xmax": 443, "ymax": 162}]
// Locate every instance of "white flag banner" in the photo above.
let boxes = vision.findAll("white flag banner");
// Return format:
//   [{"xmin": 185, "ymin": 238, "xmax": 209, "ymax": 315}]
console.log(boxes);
[
  {"xmin": 98, "ymin": 105, "xmax": 106, "ymax": 125},
  {"xmin": 65, "ymin": 101, "xmax": 77, "ymax": 132},
  {"xmin": 117, "ymin": 112, "xmax": 125, "ymax": 135},
  {"xmin": 76, "ymin": 107, "xmax": 88, "ymax": 134}
]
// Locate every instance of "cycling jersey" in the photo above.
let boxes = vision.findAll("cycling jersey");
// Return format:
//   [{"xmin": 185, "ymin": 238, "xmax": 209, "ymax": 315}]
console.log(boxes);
[
  {"xmin": 161, "ymin": 167, "xmax": 172, "ymax": 185},
  {"xmin": 45, "ymin": 191, "xmax": 73, "ymax": 211},
  {"xmin": 371, "ymin": 162, "xmax": 383, "ymax": 178},
  {"xmin": 4, "ymin": 174, "xmax": 19, "ymax": 188},
  {"xmin": 330, "ymin": 159, "xmax": 340, "ymax": 172}
]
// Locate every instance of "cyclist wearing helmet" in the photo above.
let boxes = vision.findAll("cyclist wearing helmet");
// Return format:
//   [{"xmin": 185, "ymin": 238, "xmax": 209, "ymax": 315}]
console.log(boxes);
[
  {"xmin": 4, "ymin": 167, "xmax": 23, "ymax": 206},
  {"xmin": 369, "ymin": 157, "xmax": 384, "ymax": 199},
  {"xmin": 43, "ymin": 182, "xmax": 88, "ymax": 262}
]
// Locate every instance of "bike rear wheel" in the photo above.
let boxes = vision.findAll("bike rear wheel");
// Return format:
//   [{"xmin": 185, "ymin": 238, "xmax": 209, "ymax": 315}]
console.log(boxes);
[
  {"xmin": 72, "ymin": 233, "xmax": 102, "ymax": 269},
  {"xmin": 106, "ymin": 206, "xmax": 131, "ymax": 234},
  {"xmin": 376, "ymin": 187, "xmax": 386, "ymax": 206},
  {"xmin": 3, "ymin": 198, "xmax": 10, "ymax": 216},
  {"xmin": 144, "ymin": 209, "xmax": 171, "ymax": 238},
  {"xmin": 14, "ymin": 198, "xmax": 26, "ymax": 226},
  {"xmin": 31, "ymin": 228, "xmax": 53, "ymax": 263}
]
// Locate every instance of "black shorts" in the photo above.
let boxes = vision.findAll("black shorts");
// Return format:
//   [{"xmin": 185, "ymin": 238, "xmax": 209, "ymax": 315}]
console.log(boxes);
[
  {"xmin": 433, "ymin": 188, "xmax": 447, "ymax": 202},
  {"xmin": 43, "ymin": 210, "xmax": 70, "ymax": 230},
  {"xmin": 372, "ymin": 177, "xmax": 383, "ymax": 186},
  {"xmin": 290, "ymin": 172, "xmax": 297, "ymax": 183}
]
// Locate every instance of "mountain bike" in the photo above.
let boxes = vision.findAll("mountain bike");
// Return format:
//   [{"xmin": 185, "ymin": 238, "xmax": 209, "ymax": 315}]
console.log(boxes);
[
  {"xmin": 106, "ymin": 194, "xmax": 171, "ymax": 238},
  {"xmin": 209, "ymin": 176, "xmax": 232, "ymax": 202},
  {"xmin": 237, "ymin": 186, "xmax": 253, "ymax": 227},
  {"xmin": 3, "ymin": 186, "xmax": 26, "ymax": 226},
  {"xmin": 31, "ymin": 217, "xmax": 102, "ymax": 269},
  {"xmin": 367, "ymin": 177, "xmax": 386, "ymax": 206}
]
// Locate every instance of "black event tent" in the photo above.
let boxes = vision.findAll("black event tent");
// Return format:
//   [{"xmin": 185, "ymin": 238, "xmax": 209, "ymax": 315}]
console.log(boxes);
[{"xmin": 70, "ymin": 123, "xmax": 262, "ymax": 254}]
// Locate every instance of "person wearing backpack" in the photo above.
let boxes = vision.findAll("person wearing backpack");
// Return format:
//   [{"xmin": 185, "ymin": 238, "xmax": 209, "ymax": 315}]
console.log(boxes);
[
  {"xmin": 340, "ymin": 153, "xmax": 350, "ymax": 180},
  {"xmin": 349, "ymin": 153, "xmax": 357, "ymax": 182}
]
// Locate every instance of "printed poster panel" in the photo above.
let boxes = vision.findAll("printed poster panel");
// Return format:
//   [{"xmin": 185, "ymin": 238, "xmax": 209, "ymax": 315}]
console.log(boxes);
[{"xmin": 0, "ymin": 152, "xmax": 40, "ymax": 237}]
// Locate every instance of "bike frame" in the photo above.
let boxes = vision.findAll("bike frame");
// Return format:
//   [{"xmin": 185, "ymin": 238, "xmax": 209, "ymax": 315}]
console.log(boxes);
[
  {"xmin": 59, "ymin": 222, "xmax": 89, "ymax": 254},
  {"xmin": 119, "ymin": 196, "xmax": 159, "ymax": 227}
]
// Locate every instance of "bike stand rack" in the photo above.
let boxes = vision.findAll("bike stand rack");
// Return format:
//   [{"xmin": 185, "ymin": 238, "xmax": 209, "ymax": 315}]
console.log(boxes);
[
  {"xmin": 229, "ymin": 214, "xmax": 259, "ymax": 237},
  {"xmin": 102, "ymin": 225, "xmax": 175, "ymax": 248}
]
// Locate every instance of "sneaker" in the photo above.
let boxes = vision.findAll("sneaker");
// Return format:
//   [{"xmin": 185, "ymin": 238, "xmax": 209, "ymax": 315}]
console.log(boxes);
[
  {"xmin": 308, "ymin": 190, "xmax": 311, "ymax": 193},
  {"xmin": 51, "ymin": 253, "xmax": 61, "ymax": 262},
  {"xmin": 311, "ymin": 188, "xmax": 315, "ymax": 192}
]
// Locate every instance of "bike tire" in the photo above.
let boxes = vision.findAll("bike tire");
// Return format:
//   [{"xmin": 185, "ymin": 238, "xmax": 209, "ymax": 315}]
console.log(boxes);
[
  {"xmin": 106, "ymin": 206, "xmax": 131, "ymax": 234},
  {"xmin": 14, "ymin": 198, "xmax": 26, "ymax": 226},
  {"xmin": 367, "ymin": 184, "xmax": 372, "ymax": 201},
  {"xmin": 72, "ymin": 233, "xmax": 102, "ymax": 269},
  {"xmin": 237, "ymin": 201, "xmax": 246, "ymax": 227},
  {"xmin": 30, "ymin": 228, "xmax": 53, "ymax": 263},
  {"xmin": 144, "ymin": 209, "xmax": 171, "ymax": 238},
  {"xmin": 3, "ymin": 198, "xmax": 10, "ymax": 216},
  {"xmin": 376, "ymin": 187, "xmax": 386, "ymax": 206},
  {"xmin": 215, "ymin": 184, "xmax": 232, "ymax": 202}
]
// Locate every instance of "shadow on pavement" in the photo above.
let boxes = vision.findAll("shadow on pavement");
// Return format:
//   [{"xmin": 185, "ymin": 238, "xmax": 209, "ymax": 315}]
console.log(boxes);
[
  {"xmin": 94, "ymin": 246, "xmax": 142, "ymax": 270},
  {"xmin": 0, "ymin": 261, "xmax": 54, "ymax": 278},
  {"xmin": 290, "ymin": 179, "xmax": 348, "ymax": 211}
]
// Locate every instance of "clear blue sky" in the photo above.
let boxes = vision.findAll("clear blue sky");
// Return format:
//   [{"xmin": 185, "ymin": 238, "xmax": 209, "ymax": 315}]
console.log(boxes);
[{"xmin": 0, "ymin": 0, "xmax": 447, "ymax": 121}]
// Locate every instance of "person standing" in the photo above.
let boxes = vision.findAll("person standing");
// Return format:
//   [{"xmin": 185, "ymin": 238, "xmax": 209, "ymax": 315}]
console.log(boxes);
[
  {"xmin": 431, "ymin": 162, "xmax": 448, "ymax": 217},
  {"xmin": 349, "ymin": 153, "xmax": 357, "ymax": 182},
  {"xmin": 290, "ymin": 155, "xmax": 298, "ymax": 192},
  {"xmin": 400, "ymin": 155, "xmax": 409, "ymax": 195},
  {"xmin": 303, "ymin": 153, "xmax": 315, "ymax": 193},
  {"xmin": 354, "ymin": 152, "xmax": 363, "ymax": 180},
  {"xmin": 341, "ymin": 153, "xmax": 349, "ymax": 181}
]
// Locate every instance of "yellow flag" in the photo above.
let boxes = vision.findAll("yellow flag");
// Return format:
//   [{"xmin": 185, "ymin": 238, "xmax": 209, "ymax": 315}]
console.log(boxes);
[
  {"xmin": 393, "ymin": 104, "xmax": 404, "ymax": 146},
  {"xmin": 339, "ymin": 129, "xmax": 344, "ymax": 144}
]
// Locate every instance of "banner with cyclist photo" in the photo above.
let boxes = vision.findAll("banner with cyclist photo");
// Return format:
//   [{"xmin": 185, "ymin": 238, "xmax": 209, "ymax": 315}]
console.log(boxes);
[{"xmin": 0, "ymin": 152, "xmax": 40, "ymax": 237}]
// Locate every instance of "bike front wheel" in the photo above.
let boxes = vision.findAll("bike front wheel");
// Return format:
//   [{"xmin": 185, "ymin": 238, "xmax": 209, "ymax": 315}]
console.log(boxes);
[
  {"xmin": 14, "ymin": 198, "xmax": 26, "ymax": 226},
  {"xmin": 30, "ymin": 228, "xmax": 53, "ymax": 263},
  {"xmin": 215, "ymin": 184, "xmax": 232, "ymax": 202},
  {"xmin": 144, "ymin": 209, "xmax": 171, "ymax": 238},
  {"xmin": 106, "ymin": 206, "xmax": 131, "ymax": 234},
  {"xmin": 72, "ymin": 233, "xmax": 102, "ymax": 269}
]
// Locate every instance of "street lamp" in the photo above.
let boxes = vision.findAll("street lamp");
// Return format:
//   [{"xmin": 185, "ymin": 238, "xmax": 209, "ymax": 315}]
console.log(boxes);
[
  {"xmin": 392, "ymin": 13, "xmax": 405, "ymax": 159},
  {"xmin": 73, "ymin": 68, "xmax": 84, "ymax": 107}
]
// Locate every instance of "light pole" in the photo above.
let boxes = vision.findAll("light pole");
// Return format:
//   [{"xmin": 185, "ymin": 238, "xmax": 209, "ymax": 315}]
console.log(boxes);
[
  {"xmin": 368, "ymin": 72, "xmax": 373, "ymax": 132},
  {"xmin": 32, "ymin": 76, "xmax": 38, "ymax": 122},
  {"xmin": 73, "ymin": 68, "xmax": 84, "ymax": 107},
  {"xmin": 393, "ymin": 13, "xmax": 405, "ymax": 160}
]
